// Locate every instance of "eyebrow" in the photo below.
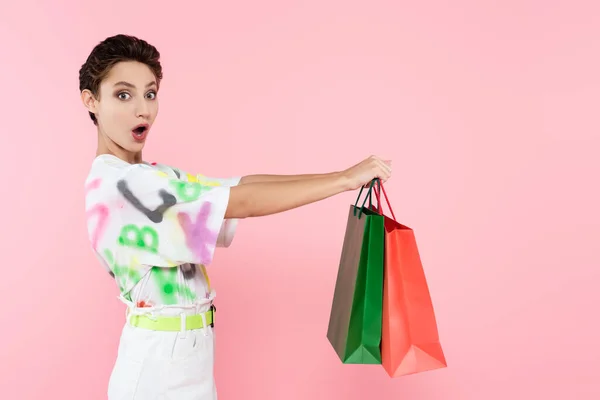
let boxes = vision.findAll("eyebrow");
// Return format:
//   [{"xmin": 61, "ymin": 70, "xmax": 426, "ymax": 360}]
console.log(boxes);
[{"xmin": 113, "ymin": 81, "xmax": 157, "ymax": 89}]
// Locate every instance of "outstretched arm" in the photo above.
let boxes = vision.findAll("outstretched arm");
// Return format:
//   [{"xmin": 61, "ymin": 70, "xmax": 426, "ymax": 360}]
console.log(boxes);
[
  {"xmin": 227, "ymin": 156, "xmax": 392, "ymax": 219},
  {"xmin": 228, "ymin": 174, "xmax": 347, "ymax": 219},
  {"xmin": 239, "ymin": 171, "xmax": 339, "ymax": 184},
  {"xmin": 239, "ymin": 158, "xmax": 390, "ymax": 187}
]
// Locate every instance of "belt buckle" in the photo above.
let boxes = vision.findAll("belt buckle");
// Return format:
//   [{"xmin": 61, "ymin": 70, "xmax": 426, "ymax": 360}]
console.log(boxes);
[{"xmin": 210, "ymin": 304, "xmax": 216, "ymax": 328}]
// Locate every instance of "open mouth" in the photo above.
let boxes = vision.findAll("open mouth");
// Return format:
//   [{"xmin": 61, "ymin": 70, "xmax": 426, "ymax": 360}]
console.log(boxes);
[{"xmin": 132, "ymin": 124, "xmax": 149, "ymax": 140}]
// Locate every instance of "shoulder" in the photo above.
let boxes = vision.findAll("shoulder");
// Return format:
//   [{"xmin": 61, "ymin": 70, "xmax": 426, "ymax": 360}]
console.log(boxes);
[
  {"xmin": 86, "ymin": 155, "xmax": 161, "ymax": 180},
  {"xmin": 85, "ymin": 155, "xmax": 153, "ymax": 202},
  {"xmin": 146, "ymin": 160, "xmax": 185, "ymax": 180},
  {"xmin": 87, "ymin": 154, "xmax": 132, "ymax": 178}
]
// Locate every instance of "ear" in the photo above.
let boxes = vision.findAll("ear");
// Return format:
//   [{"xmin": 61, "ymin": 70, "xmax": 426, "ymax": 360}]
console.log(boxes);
[{"xmin": 81, "ymin": 89, "xmax": 98, "ymax": 115}]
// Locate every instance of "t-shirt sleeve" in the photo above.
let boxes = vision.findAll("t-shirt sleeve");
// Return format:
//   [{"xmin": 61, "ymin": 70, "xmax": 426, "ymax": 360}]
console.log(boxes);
[
  {"xmin": 114, "ymin": 164, "xmax": 232, "ymax": 267},
  {"xmin": 194, "ymin": 173, "xmax": 241, "ymax": 248}
]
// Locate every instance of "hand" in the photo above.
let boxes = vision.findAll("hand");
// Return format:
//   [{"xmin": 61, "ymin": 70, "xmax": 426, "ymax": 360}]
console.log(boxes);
[{"xmin": 340, "ymin": 155, "xmax": 392, "ymax": 191}]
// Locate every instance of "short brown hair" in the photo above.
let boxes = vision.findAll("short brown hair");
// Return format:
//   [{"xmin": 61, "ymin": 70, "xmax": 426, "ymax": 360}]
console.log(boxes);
[{"xmin": 79, "ymin": 34, "xmax": 163, "ymax": 125}]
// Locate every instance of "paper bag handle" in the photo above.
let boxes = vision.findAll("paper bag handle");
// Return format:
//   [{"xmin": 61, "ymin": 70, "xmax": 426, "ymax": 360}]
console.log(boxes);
[
  {"xmin": 370, "ymin": 179, "xmax": 397, "ymax": 221},
  {"xmin": 353, "ymin": 179, "xmax": 377, "ymax": 219}
]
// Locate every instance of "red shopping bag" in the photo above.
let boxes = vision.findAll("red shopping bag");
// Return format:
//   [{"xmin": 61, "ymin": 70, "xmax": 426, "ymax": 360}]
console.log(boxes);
[{"xmin": 369, "ymin": 180, "xmax": 447, "ymax": 377}]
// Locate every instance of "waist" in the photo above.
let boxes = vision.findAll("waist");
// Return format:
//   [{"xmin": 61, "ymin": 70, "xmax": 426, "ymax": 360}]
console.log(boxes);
[
  {"xmin": 127, "ymin": 307, "xmax": 215, "ymax": 332},
  {"xmin": 120, "ymin": 294, "xmax": 216, "ymax": 331}
]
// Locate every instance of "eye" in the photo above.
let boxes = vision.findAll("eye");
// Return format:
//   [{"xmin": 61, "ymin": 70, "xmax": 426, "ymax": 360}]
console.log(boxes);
[
  {"xmin": 146, "ymin": 91, "xmax": 157, "ymax": 100},
  {"xmin": 117, "ymin": 92, "xmax": 131, "ymax": 100}
]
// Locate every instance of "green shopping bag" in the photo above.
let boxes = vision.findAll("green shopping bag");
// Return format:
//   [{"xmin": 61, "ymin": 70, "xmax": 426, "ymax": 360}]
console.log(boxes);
[{"xmin": 327, "ymin": 180, "xmax": 385, "ymax": 364}]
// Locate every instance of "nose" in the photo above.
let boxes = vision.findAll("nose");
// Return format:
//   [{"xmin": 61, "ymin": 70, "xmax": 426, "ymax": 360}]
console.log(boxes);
[{"xmin": 135, "ymin": 98, "xmax": 151, "ymax": 119}]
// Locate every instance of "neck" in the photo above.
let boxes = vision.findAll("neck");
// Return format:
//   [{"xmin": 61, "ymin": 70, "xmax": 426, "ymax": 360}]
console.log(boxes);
[{"xmin": 96, "ymin": 128, "xmax": 142, "ymax": 164}]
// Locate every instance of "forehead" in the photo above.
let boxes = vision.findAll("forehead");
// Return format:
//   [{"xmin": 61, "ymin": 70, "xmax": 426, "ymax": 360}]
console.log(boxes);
[{"xmin": 102, "ymin": 61, "xmax": 156, "ymax": 87}]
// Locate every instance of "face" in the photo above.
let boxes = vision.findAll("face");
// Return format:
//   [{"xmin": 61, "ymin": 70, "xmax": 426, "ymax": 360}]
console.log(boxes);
[{"xmin": 82, "ymin": 61, "xmax": 159, "ymax": 158}]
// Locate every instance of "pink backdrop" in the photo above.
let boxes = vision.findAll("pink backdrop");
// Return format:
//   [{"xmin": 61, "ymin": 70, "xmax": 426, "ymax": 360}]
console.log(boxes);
[{"xmin": 1, "ymin": 1, "xmax": 599, "ymax": 399}]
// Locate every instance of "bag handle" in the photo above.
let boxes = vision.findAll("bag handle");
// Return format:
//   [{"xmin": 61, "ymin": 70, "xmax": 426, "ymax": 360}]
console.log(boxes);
[
  {"xmin": 366, "ymin": 182, "xmax": 379, "ymax": 213},
  {"xmin": 371, "ymin": 178, "xmax": 397, "ymax": 221},
  {"xmin": 353, "ymin": 179, "xmax": 377, "ymax": 219}
]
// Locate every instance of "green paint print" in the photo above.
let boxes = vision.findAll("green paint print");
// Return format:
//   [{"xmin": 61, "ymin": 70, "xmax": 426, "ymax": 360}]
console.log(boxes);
[
  {"xmin": 169, "ymin": 180, "xmax": 207, "ymax": 202},
  {"xmin": 118, "ymin": 224, "xmax": 159, "ymax": 253},
  {"xmin": 104, "ymin": 249, "xmax": 143, "ymax": 297},
  {"xmin": 150, "ymin": 267, "xmax": 197, "ymax": 304}
]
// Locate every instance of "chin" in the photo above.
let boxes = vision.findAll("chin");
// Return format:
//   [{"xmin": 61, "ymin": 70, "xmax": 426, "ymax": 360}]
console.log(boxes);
[
  {"xmin": 120, "ymin": 139, "xmax": 146, "ymax": 154},
  {"xmin": 127, "ymin": 143, "xmax": 146, "ymax": 153}
]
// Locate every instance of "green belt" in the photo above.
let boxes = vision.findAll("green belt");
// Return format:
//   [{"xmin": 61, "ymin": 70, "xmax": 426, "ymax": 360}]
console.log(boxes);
[{"xmin": 129, "ymin": 308, "xmax": 215, "ymax": 331}]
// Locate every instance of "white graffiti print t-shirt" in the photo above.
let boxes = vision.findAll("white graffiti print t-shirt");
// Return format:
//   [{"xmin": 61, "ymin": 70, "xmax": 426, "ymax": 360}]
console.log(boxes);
[{"xmin": 84, "ymin": 154, "xmax": 240, "ymax": 308}]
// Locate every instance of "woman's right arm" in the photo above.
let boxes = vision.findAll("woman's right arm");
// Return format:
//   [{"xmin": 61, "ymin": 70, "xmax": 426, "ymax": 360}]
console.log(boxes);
[
  {"xmin": 226, "ymin": 155, "xmax": 392, "ymax": 219},
  {"xmin": 102, "ymin": 155, "xmax": 390, "ymax": 268},
  {"xmin": 226, "ymin": 174, "xmax": 346, "ymax": 219}
]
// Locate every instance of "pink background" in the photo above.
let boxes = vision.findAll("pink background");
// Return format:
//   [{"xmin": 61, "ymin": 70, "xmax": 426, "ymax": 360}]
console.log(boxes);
[{"xmin": 1, "ymin": 0, "xmax": 599, "ymax": 399}]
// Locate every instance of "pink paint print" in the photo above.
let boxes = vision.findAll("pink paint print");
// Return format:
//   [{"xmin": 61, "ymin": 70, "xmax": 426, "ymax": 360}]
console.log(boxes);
[
  {"xmin": 86, "ymin": 204, "xmax": 109, "ymax": 250},
  {"xmin": 177, "ymin": 202, "xmax": 218, "ymax": 264},
  {"xmin": 84, "ymin": 178, "xmax": 102, "ymax": 196}
]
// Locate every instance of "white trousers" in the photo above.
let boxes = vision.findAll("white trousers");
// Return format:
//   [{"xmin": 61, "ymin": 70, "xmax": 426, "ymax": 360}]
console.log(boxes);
[{"xmin": 107, "ymin": 321, "xmax": 217, "ymax": 399}]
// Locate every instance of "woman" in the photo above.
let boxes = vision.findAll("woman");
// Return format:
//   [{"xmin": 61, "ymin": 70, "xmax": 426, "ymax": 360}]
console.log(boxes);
[{"xmin": 80, "ymin": 34, "xmax": 391, "ymax": 400}]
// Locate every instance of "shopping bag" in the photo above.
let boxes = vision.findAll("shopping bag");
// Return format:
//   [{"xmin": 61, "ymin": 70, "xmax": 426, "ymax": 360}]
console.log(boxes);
[
  {"xmin": 370, "ymin": 180, "xmax": 447, "ymax": 377},
  {"xmin": 326, "ymin": 180, "xmax": 385, "ymax": 364}
]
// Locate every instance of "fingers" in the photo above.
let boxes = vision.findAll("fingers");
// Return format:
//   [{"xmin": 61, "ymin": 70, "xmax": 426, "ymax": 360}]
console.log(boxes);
[
  {"xmin": 376, "ymin": 158, "xmax": 392, "ymax": 181},
  {"xmin": 358, "ymin": 155, "xmax": 392, "ymax": 190},
  {"xmin": 379, "ymin": 159, "xmax": 392, "ymax": 174}
]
